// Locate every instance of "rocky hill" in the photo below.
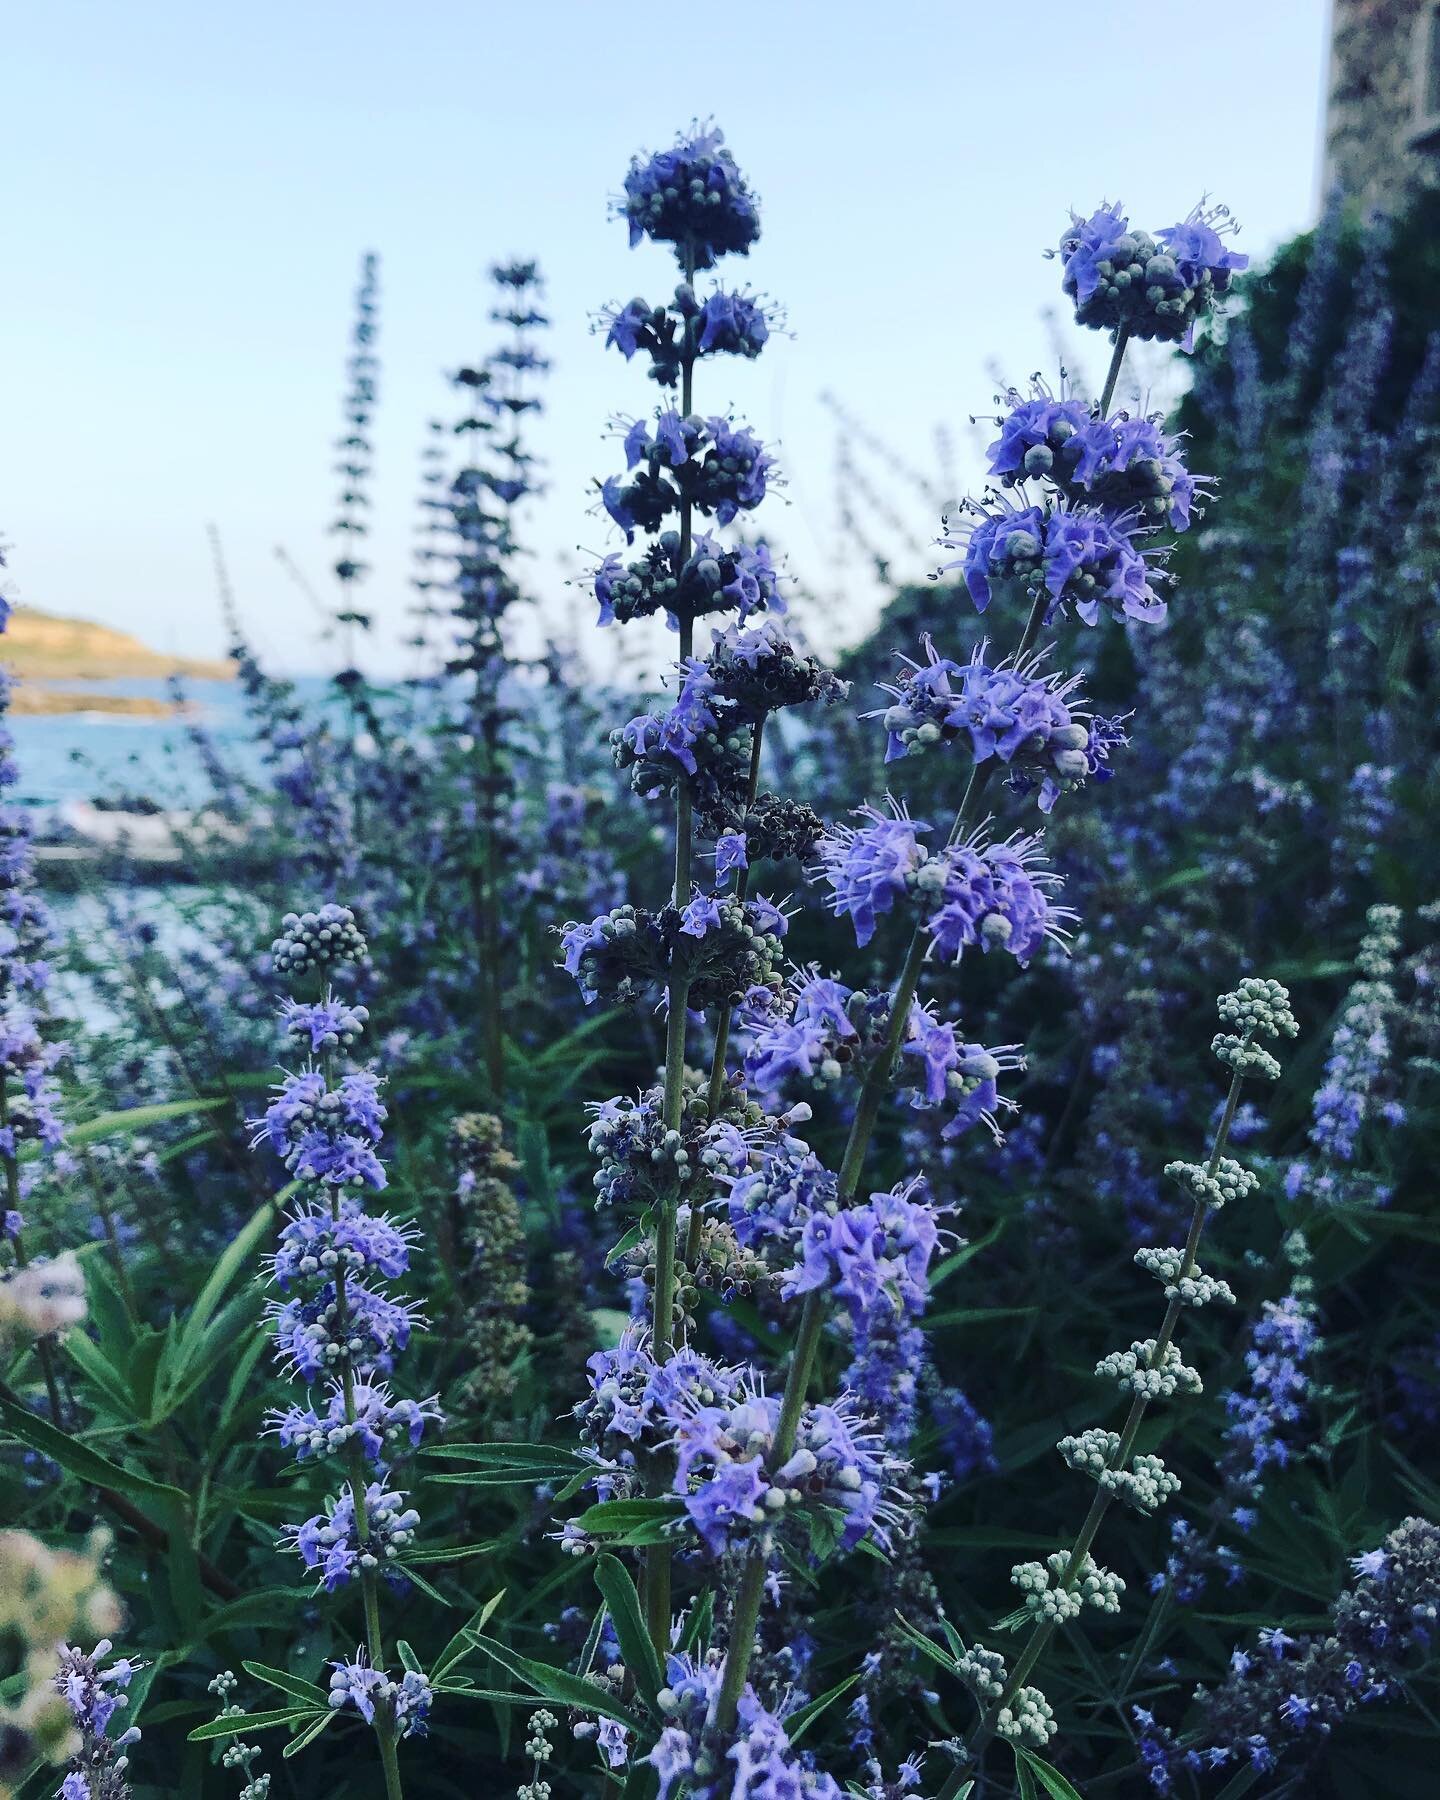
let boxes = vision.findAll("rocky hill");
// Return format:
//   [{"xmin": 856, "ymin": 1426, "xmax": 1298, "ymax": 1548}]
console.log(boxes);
[{"xmin": 2, "ymin": 607, "xmax": 232, "ymax": 682}]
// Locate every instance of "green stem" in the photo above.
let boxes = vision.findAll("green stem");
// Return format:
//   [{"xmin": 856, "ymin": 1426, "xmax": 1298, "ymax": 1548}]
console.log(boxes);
[
  {"xmin": 965, "ymin": 1058, "xmax": 1249, "ymax": 1764},
  {"xmin": 715, "ymin": 1547, "xmax": 769, "ymax": 1729},
  {"xmin": 1098, "ymin": 323, "xmax": 1131, "ymax": 415},
  {"xmin": 644, "ymin": 250, "xmax": 700, "ymax": 1656},
  {"xmin": 685, "ymin": 718, "xmax": 767, "ymax": 1271}
]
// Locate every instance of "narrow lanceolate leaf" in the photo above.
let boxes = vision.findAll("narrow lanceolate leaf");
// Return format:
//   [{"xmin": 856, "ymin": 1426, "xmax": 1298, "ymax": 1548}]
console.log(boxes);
[
  {"xmin": 1015, "ymin": 1748, "xmax": 1087, "ymax": 1800},
  {"xmin": 240, "ymin": 1661, "xmax": 330, "ymax": 1706},
  {"xmin": 282, "ymin": 1711, "xmax": 336, "ymax": 1756},
  {"xmin": 0, "ymin": 1392, "xmax": 184, "ymax": 1504},
  {"xmin": 464, "ymin": 1632, "xmax": 644, "ymax": 1733},
  {"xmin": 432, "ymin": 1592, "xmax": 507, "ymax": 1680},
  {"xmin": 594, "ymin": 1555, "xmax": 664, "ymax": 1707},
  {"xmin": 187, "ymin": 1707, "xmax": 321, "ymax": 1742},
  {"xmin": 784, "ymin": 1671, "xmax": 860, "ymax": 1745},
  {"xmin": 56, "ymin": 1097, "xmax": 231, "ymax": 1149}
]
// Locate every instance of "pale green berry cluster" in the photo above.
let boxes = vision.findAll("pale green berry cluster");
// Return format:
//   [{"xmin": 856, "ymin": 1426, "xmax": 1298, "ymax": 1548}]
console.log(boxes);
[
  {"xmin": 1011, "ymin": 1559, "xmax": 1084, "ymax": 1623},
  {"xmin": 1105, "ymin": 1451, "xmax": 1181, "ymax": 1514},
  {"xmin": 1058, "ymin": 1427, "xmax": 1119, "ymax": 1478},
  {"xmin": 1096, "ymin": 1337, "xmax": 1202, "ymax": 1400},
  {"xmin": 1164, "ymin": 1155, "xmax": 1258, "ymax": 1209},
  {"xmin": 1213, "ymin": 975, "xmax": 1297, "ymax": 1080},
  {"xmin": 1134, "ymin": 1247, "xmax": 1236, "ymax": 1307},
  {"xmin": 1064, "ymin": 1551, "xmax": 1125, "ymax": 1614},
  {"xmin": 519, "ymin": 1707, "xmax": 558, "ymax": 1800},
  {"xmin": 995, "ymin": 1684, "xmax": 1057, "ymax": 1747},
  {"xmin": 1010, "ymin": 1551, "xmax": 1125, "ymax": 1622},
  {"xmin": 955, "ymin": 1642, "xmax": 1008, "ymax": 1703},
  {"xmin": 1217, "ymin": 975, "xmax": 1298, "ymax": 1041}
]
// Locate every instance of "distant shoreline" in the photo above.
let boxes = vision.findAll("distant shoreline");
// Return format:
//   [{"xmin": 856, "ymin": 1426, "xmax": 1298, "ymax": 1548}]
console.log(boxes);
[
  {"xmin": 8, "ymin": 687, "xmax": 185, "ymax": 718},
  {"xmin": 2, "ymin": 604, "xmax": 235, "ymax": 685}
]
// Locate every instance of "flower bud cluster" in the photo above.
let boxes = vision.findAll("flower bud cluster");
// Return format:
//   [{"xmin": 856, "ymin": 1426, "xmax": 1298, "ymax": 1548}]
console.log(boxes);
[
  {"xmin": 1134, "ymin": 1247, "xmax": 1236, "ymax": 1308},
  {"xmin": 668, "ymin": 1376, "xmax": 916, "ymax": 1558},
  {"xmin": 902, "ymin": 1003, "xmax": 1024, "ymax": 1143},
  {"xmin": 1164, "ymin": 1156, "xmax": 1258, "ymax": 1210},
  {"xmin": 1011, "ymin": 1551, "xmax": 1125, "ymax": 1622},
  {"xmin": 603, "ymin": 412, "xmax": 775, "ymax": 539},
  {"xmin": 784, "ymin": 1176, "xmax": 943, "ymax": 1320},
  {"xmin": 603, "ymin": 284, "xmax": 773, "ymax": 387},
  {"xmin": 255, "ymin": 900, "xmax": 437, "ymax": 1608},
  {"xmin": 872, "ymin": 636, "xmax": 1124, "ymax": 813},
  {"xmin": 954, "ymin": 1643, "xmax": 1008, "ymax": 1703},
  {"xmin": 270, "ymin": 904, "xmax": 368, "ymax": 980},
  {"xmin": 570, "ymin": 1332, "xmax": 736, "ymax": 1506},
  {"xmin": 1096, "ymin": 1338, "xmax": 1202, "ymax": 1400},
  {"xmin": 280, "ymin": 994, "xmax": 371, "ymax": 1054},
  {"xmin": 619, "ymin": 125, "xmax": 760, "ymax": 269},
  {"xmin": 987, "ymin": 385, "xmax": 1203, "ymax": 529},
  {"xmin": 940, "ymin": 497, "xmax": 1168, "ymax": 628},
  {"xmin": 283, "ymin": 1481, "xmax": 421, "ymax": 1591},
  {"xmin": 706, "ymin": 619, "xmax": 849, "ymax": 716},
  {"xmin": 268, "ymin": 1380, "xmax": 440, "ymax": 1466},
  {"xmin": 994, "ymin": 1686, "xmax": 1057, "ymax": 1747},
  {"xmin": 1212, "ymin": 978, "xmax": 1299, "ymax": 1081},
  {"xmin": 328, "ymin": 1651, "xmax": 432, "ymax": 1740},
  {"xmin": 1060, "ymin": 1428, "xmax": 1179, "ymax": 1514},
  {"xmin": 53, "ymin": 1639, "xmax": 144, "ymax": 1798},
  {"xmin": 816, "ymin": 803, "xmax": 1073, "ymax": 964},
  {"xmin": 646, "ymin": 1650, "xmax": 842, "ymax": 1800},
  {"xmin": 594, "ymin": 532, "xmax": 784, "ymax": 628},
  {"xmin": 561, "ymin": 895, "xmax": 788, "ymax": 1010},
  {"xmin": 1056, "ymin": 201, "xmax": 1247, "ymax": 347}
]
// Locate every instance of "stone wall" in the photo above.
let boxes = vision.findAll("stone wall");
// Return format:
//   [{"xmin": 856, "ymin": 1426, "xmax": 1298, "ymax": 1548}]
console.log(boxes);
[{"xmin": 1323, "ymin": 0, "xmax": 1440, "ymax": 212}]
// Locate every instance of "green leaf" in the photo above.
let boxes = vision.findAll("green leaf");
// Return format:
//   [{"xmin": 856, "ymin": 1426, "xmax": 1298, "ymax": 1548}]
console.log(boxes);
[
  {"xmin": 283, "ymin": 1710, "xmax": 336, "ymax": 1756},
  {"xmin": 425, "ymin": 1441, "xmax": 591, "ymax": 1469},
  {"xmin": 400, "ymin": 1563, "xmax": 453, "ymax": 1606},
  {"xmin": 622, "ymin": 1758, "xmax": 660, "ymax": 1800},
  {"xmin": 888, "ymin": 1613, "xmax": 961, "ymax": 1675},
  {"xmin": 595, "ymin": 1554, "xmax": 664, "ymax": 1708},
  {"xmin": 59, "ymin": 1327, "xmax": 133, "ymax": 1414},
  {"xmin": 165, "ymin": 1494, "xmax": 203, "ymax": 1632},
  {"xmin": 678, "ymin": 1587, "xmax": 714, "ymax": 1655},
  {"xmin": 0, "ymin": 1391, "xmax": 184, "ymax": 1503},
  {"xmin": 1015, "ymin": 1749, "xmax": 1086, "ymax": 1800},
  {"xmin": 241, "ymin": 1661, "xmax": 330, "ymax": 1706},
  {"xmin": 605, "ymin": 1222, "xmax": 648, "ymax": 1267},
  {"xmin": 576, "ymin": 1496, "xmax": 686, "ymax": 1539},
  {"xmin": 1013, "ymin": 1748, "xmax": 1039, "ymax": 1800},
  {"xmin": 928, "ymin": 1218, "xmax": 1006, "ymax": 1289},
  {"xmin": 396, "ymin": 1640, "xmax": 424, "ymax": 1675},
  {"xmin": 464, "ymin": 1632, "xmax": 644, "ymax": 1732},
  {"xmin": 60, "ymin": 1097, "xmax": 230, "ymax": 1148},
  {"xmin": 179, "ymin": 1588, "xmax": 314, "ymax": 1649},
  {"xmin": 433, "ymin": 1591, "xmax": 507, "ymax": 1679},
  {"xmin": 785, "ymin": 1672, "xmax": 860, "ymax": 1746},
  {"xmin": 187, "ymin": 1706, "xmax": 319, "ymax": 1741}
]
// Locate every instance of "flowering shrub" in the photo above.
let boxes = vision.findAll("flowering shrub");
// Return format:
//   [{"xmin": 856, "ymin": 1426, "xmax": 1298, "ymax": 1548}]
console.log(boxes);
[{"xmin": 0, "ymin": 135, "xmax": 1434, "ymax": 1800}]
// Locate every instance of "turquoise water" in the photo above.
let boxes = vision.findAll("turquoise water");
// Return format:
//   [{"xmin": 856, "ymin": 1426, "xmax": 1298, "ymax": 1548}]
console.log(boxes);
[{"xmin": 9, "ymin": 677, "xmax": 328, "ymax": 809}]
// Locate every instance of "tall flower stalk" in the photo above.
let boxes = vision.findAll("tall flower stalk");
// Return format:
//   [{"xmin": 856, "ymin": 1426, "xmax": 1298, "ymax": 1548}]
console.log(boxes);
[
  {"xmin": 255, "ymin": 905, "xmax": 439, "ymax": 1799},
  {"xmin": 548, "ymin": 146, "xmax": 1255, "ymax": 1789}
]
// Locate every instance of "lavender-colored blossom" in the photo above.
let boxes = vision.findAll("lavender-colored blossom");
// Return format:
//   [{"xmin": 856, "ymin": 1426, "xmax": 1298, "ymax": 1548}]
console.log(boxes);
[
  {"xmin": 620, "ymin": 125, "xmax": 761, "ymax": 269},
  {"xmin": 813, "ymin": 800, "xmax": 929, "ymax": 947},
  {"xmin": 329, "ymin": 1652, "xmax": 433, "ymax": 1739},
  {"xmin": 284, "ymin": 1481, "xmax": 421, "ymax": 1590},
  {"xmin": 939, "ymin": 498, "xmax": 1168, "ymax": 625}
]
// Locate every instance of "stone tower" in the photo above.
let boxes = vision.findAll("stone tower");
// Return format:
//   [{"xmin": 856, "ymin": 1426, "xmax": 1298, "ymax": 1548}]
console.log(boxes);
[{"xmin": 1323, "ymin": 0, "xmax": 1440, "ymax": 211}]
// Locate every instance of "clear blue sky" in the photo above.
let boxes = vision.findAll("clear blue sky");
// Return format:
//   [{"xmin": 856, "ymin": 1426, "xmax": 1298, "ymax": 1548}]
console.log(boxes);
[{"xmin": 1, "ymin": 0, "xmax": 1331, "ymax": 676}]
